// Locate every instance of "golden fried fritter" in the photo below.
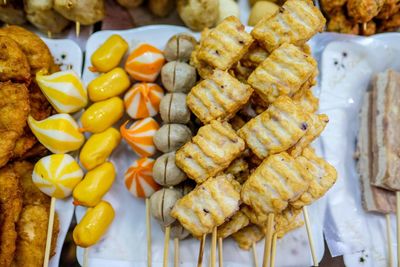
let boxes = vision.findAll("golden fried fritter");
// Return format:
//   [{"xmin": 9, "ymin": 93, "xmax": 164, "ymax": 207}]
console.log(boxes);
[
  {"xmin": 12, "ymin": 133, "xmax": 37, "ymax": 160},
  {"xmin": 0, "ymin": 131, "xmax": 18, "ymax": 168},
  {"xmin": 327, "ymin": 11, "xmax": 360, "ymax": 34},
  {"xmin": 320, "ymin": 0, "xmax": 348, "ymax": 16},
  {"xmin": 0, "ymin": 165, "xmax": 23, "ymax": 267},
  {"xmin": 0, "ymin": 36, "xmax": 31, "ymax": 83},
  {"xmin": 347, "ymin": 0, "xmax": 385, "ymax": 23},
  {"xmin": 274, "ymin": 207, "xmax": 303, "ymax": 238},
  {"xmin": 378, "ymin": 12, "xmax": 400, "ymax": 32},
  {"xmin": 232, "ymin": 224, "xmax": 264, "ymax": 250},
  {"xmin": 217, "ymin": 210, "xmax": 250, "ymax": 239},
  {"xmin": 0, "ymin": 25, "xmax": 54, "ymax": 74},
  {"xmin": 376, "ymin": 0, "xmax": 400, "ymax": 19}
]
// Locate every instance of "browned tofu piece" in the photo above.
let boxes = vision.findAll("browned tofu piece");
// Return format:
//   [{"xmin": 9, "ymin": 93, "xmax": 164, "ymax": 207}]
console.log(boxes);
[
  {"xmin": 247, "ymin": 43, "xmax": 317, "ymax": 104},
  {"xmin": 187, "ymin": 70, "xmax": 253, "ymax": 124},
  {"xmin": 238, "ymin": 96, "xmax": 310, "ymax": 159},
  {"xmin": 274, "ymin": 207, "xmax": 303, "ymax": 238},
  {"xmin": 251, "ymin": 0, "xmax": 326, "ymax": 52},
  {"xmin": 241, "ymin": 152, "xmax": 310, "ymax": 215},
  {"xmin": 291, "ymin": 147, "xmax": 337, "ymax": 209},
  {"xmin": 175, "ymin": 121, "xmax": 245, "ymax": 183},
  {"xmin": 217, "ymin": 209, "xmax": 250, "ymax": 239},
  {"xmin": 197, "ymin": 16, "xmax": 253, "ymax": 71},
  {"xmin": 171, "ymin": 174, "xmax": 241, "ymax": 237},
  {"xmin": 241, "ymin": 205, "xmax": 268, "ymax": 228},
  {"xmin": 232, "ymin": 224, "xmax": 264, "ymax": 250},
  {"xmin": 226, "ymin": 157, "xmax": 249, "ymax": 184},
  {"xmin": 292, "ymin": 88, "xmax": 319, "ymax": 114}
]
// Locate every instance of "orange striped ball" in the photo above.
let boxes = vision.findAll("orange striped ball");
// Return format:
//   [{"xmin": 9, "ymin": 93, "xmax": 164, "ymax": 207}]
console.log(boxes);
[
  {"xmin": 124, "ymin": 43, "xmax": 165, "ymax": 82},
  {"xmin": 124, "ymin": 82, "xmax": 164, "ymax": 119},
  {"xmin": 124, "ymin": 157, "xmax": 160, "ymax": 198},
  {"xmin": 120, "ymin": 117, "xmax": 160, "ymax": 157}
]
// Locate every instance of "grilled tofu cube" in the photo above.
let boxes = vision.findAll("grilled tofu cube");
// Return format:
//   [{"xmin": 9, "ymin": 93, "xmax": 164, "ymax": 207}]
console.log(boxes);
[
  {"xmin": 171, "ymin": 174, "xmax": 241, "ymax": 237},
  {"xmin": 292, "ymin": 87, "xmax": 319, "ymax": 114},
  {"xmin": 176, "ymin": 121, "xmax": 245, "ymax": 183},
  {"xmin": 197, "ymin": 16, "xmax": 253, "ymax": 70},
  {"xmin": 187, "ymin": 70, "xmax": 253, "ymax": 124},
  {"xmin": 247, "ymin": 43, "xmax": 317, "ymax": 104},
  {"xmin": 274, "ymin": 207, "xmax": 303, "ymax": 238},
  {"xmin": 232, "ymin": 224, "xmax": 264, "ymax": 250},
  {"xmin": 251, "ymin": 0, "xmax": 326, "ymax": 52},
  {"xmin": 217, "ymin": 209, "xmax": 250, "ymax": 239}
]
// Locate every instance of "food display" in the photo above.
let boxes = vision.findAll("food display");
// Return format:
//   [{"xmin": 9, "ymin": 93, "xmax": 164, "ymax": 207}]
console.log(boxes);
[
  {"xmin": 87, "ymin": 68, "xmax": 130, "ymax": 102},
  {"xmin": 90, "ymin": 35, "xmax": 128, "ymax": 73}
]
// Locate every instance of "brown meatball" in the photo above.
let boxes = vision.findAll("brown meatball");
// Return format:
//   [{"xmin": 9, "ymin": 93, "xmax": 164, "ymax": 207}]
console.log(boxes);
[
  {"xmin": 327, "ymin": 12, "xmax": 360, "ymax": 34},
  {"xmin": 347, "ymin": 0, "xmax": 385, "ymax": 22}
]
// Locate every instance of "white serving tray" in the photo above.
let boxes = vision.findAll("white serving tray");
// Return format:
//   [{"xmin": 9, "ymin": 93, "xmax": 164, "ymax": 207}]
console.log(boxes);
[
  {"xmin": 41, "ymin": 37, "xmax": 83, "ymax": 267},
  {"xmin": 77, "ymin": 25, "xmax": 327, "ymax": 267}
]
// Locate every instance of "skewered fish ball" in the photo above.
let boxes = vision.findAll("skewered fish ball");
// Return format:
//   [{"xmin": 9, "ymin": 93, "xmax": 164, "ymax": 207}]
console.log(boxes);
[
  {"xmin": 153, "ymin": 152, "xmax": 187, "ymax": 186},
  {"xmin": 164, "ymin": 33, "xmax": 197, "ymax": 62},
  {"xmin": 161, "ymin": 61, "xmax": 197, "ymax": 93},
  {"xmin": 153, "ymin": 124, "xmax": 192, "ymax": 153},
  {"xmin": 160, "ymin": 93, "xmax": 191, "ymax": 124},
  {"xmin": 54, "ymin": 0, "xmax": 105, "ymax": 25},
  {"xmin": 161, "ymin": 221, "xmax": 190, "ymax": 240},
  {"xmin": 150, "ymin": 188, "xmax": 182, "ymax": 226}
]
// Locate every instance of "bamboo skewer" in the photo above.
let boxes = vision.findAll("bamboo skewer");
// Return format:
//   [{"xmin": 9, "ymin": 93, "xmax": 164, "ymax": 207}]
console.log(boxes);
[
  {"xmin": 174, "ymin": 238, "xmax": 179, "ymax": 267},
  {"xmin": 43, "ymin": 197, "xmax": 56, "ymax": 267},
  {"xmin": 396, "ymin": 192, "xmax": 400, "ymax": 267},
  {"xmin": 386, "ymin": 214, "xmax": 393, "ymax": 267},
  {"xmin": 47, "ymin": 31, "xmax": 52, "ymax": 39},
  {"xmin": 83, "ymin": 248, "xmax": 89, "ymax": 267},
  {"xmin": 270, "ymin": 234, "xmax": 277, "ymax": 267},
  {"xmin": 163, "ymin": 226, "xmax": 171, "ymax": 267},
  {"xmin": 262, "ymin": 214, "xmax": 275, "ymax": 267},
  {"xmin": 75, "ymin": 21, "xmax": 80, "ymax": 37},
  {"xmin": 146, "ymin": 198, "xmax": 152, "ymax": 267},
  {"xmin": 252, "ymin": 242, "xmax": 259, "ymax": 267},
  {"xmin": 197, "ymin": 234, "xmax": 206, "ymax": 267},
  {"xmin": 218, "ymin": 238, "xmax": 223, "ymax": 267},
  {"xmin": 210, "ymin": 227, "xmax": 217, "ymax": 267},
  {"xmin": 302, "ymin": 206, "xmax": 318, "ymax": 266}
]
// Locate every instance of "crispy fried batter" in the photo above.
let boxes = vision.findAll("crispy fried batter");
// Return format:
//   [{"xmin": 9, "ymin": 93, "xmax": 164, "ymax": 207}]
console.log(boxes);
[
  {"xmin": 320, "ymin": 0, "xmax": 348, "ymax": 16},
  {"xmin": 327, "ymin": 11, "xmax": 360, "ymax": 34},
  {"xmin": 0, "ymin": 165, "xmax": 23, "ymax": 267},
  {"xmin": 0, "ymin": 36, "xmax": 31, "ymax": 83},
  {"xmin": 378, "ymin": 12, "xmax": 400, "ymax": 32},
  {"xmin": 217, "ymin": 210, "xmax": 250, "ymax": 239},
  {"xmin": 0, "ymin": 131, "xmax": 18, "ymax": 168},
  {"xmin": 376, "ymin": 0, "xmax": 400, "ymax": 19},
  {"xmin": 347, "ymin": 0, "xmax": 385, "ymax": 23},
  {"xmin": 274, "ymin": 207, "xmax": 303, "ymax": 238},
  {"xmin": 232, "ymin": 224, "xmax": 264, "ymax": 250}
]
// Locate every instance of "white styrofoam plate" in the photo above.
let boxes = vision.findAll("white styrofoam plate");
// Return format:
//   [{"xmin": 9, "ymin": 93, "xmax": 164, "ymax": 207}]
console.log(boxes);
[
  {"xmin": 77, "ymin": 25, "xmax": 327, "ymax": 267},
  {"xmin": 41, "ymin": 37, "xmax": 83, "ymax": 267}
]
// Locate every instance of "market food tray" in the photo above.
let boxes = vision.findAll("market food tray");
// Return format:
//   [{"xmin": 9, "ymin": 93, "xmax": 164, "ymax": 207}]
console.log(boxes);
[{"xmin": 76, "ymin": 25, "xmax": 328, "ymax": 267}]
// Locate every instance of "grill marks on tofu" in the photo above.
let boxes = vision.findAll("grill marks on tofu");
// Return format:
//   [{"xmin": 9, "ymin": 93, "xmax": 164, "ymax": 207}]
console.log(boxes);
[
  {"xmin": 171, "ymin": 174, "xmax": 241, "ymax": 237},
  {"xmin": 197, "ymin": 16, "xmax": 254, "ymax": 71},
  {"xmin": 247, "ymin": 43, "xmax": 317, "ymax": 104},
  {"xmin": 241, "ymin": 152, "xmax": 310, "ymax": 215},
  {"xmin": 187, "ymin": 70, "xmax": 253, "ymax": 124},
  {"xmin": 175, "ymin": 121, "xmax": 245, "ymax": 183},
  {"xmin": 238, "ymin": 96, "xmax": 310, "ymax": 159},
  {"xmin": 217, "ymin": 210, "xmax": 250, "ymax": 239},
  {"xmin": 251, "ymin": 0, "xmax": 326, "ymax": 52},
  {"xmin": 232, "ymin": 224, "xmax": 264, "ymax": 250},
  {"xmin": 274, "ymin": 207, "xmax": 304, "ymax": 238}
]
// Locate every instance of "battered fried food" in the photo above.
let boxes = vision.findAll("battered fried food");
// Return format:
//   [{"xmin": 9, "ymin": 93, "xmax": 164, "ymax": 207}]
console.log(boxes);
[
  {"xmin": 247, "ymin": 43, "xmax": 317, "ymax": 104},
  {"xmin": 0, "ymin": 0, "xmax": 26, "ymax": 25},
  {"xmin": 232, "ymin": 224, "xmax": 264, "ymax": 250},
  {"xmin": 292, "ymin": 88, "xmax": 319, "ymax": 114},
  {"xmin": 240, "ymin": 42, "xmax": 269, "ymax": 69},
  {"xmin": 251, "ymin": 0, "xmax": 326, "ymax": 52},
  {"xmin": 378, "ymin": 12, "xmax": 400, "ymax": 32},
  {"xmin": 376, "ymin": 0, "xmax": 400, "ymax": 19},
  {"xmin": 176, "ymin": 120, "xmax": 245, "ymax": 183},
  {"xmin": 274, "ymin": 207, "xmax": 303, "ymax": 238},
  {"xmin": 327, "ymin": 11, "xmax": 360, "ymax": 34},
  {"xmin": 217, "ymin": 210, "xmax": 250, "ymax": 239},
  {"xmin": 238, "ymin": 96, "xmax": 311, "ymax": 159},
  {"xmin": 320, "ymin": 0, "xmax": 348, "ymax": 15},
  {"xmin": 187, "ymin": 70, "xmax": 253, "ymax": 124},
  {"xmin": 171, "ymin": 174, "xmax": 241, "ymax": 237},
  {"xmin": 0, "ymin": 25, "xmax": 54, "ymax": 74},
  {"xmin": 0, "ymin": 165, "xmax": 23, "ymax": 267},
  {"xmin": 0, "ymin": 36, "xmax": 31, "ymax": 83},
  {"xmin": 197, "ymin": 16, "xmax": 253, "ymax": 71},
  {"xmin": 226, "ymin": 157, "xmax": 249, "ymax": 184},
  {"xmin": 0, "ymin": 131, "xmax": 18, "ymax": 167},
  {"xmin": 347, "ymin": 0, "xmax": 385, "ymax": 22}
]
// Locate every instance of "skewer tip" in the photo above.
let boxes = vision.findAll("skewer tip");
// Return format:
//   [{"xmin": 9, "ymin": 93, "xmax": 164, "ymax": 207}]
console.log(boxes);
[{"xmin": 75, "ymin": 21, "xmax": 80, "ymax": 37}]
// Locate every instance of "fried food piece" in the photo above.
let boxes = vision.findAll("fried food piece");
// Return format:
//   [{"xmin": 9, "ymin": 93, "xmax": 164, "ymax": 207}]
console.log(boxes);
[
  {"xmin": 241, "ymin": 205, "xmax": 268, "ymax": 228},
  {"xmin": 251, "ymin": 0, "xmax": 326, "ymax": 52},
  {"xmin": 0, "ymin": 165, "xmax": 23, "ymax": 267},
  {"xmin": 291, "ymin": 147, "xmax": 337, "ymax": 209},
  {"xmin": 226, "ymin": 157, "xmax": 249, "ymax": 184},
  {"xmin": 288, "ymin": 114, "xmax": 329, "ymax": 157},
  {"xmin": 217, "ymin": 210, "xmax": 250, "ymax": 239},
  {"xmin": 171, "ymin": 174, "xmax": 241, "ymax": 237},
  {"xmin": 0, "ymin": 36, "xmax": 31, "ymax": 83},
  {"xmin": 376, "ymin": 0, "xmax": 400, "ymax": 19},
  {"xmin": 13, "ymin": 205, "xmax": 59, "ymax": 267},
  {"xmin": 292, "ymin": 88, "xmax": 319, "ymax": 115},
  {"xmin": 327, "ymin": 12, "xmax": 360, "ymax": 34},
  {"xmin": 187, "ymin": 70, "xmax": 253, "ymax": 124},
  {"xmin": 347, "ymin": 0, "xmax": 385, "ymax": 22},
  {"xmin": 0, "ymin": 26, "xmax": 54, "ymax": 75},
  {"xmin": 232, "ymin": 224, "xmax": 264, "ymax": 250},
  {"xmin": 362, "ymin": 20, "xmax": 377, "ymax": 35},
  {"xmin": 176, "ymin": 121, "xmax": 245, "ymax": 183},
  {"xmin": 248, "ymin": 43, "xmax": 317, "ymax": 104},
  {"xmin": 230, "ymin": 62, "xmax": 253, "ymax": 83},
  {"xmin": 240, "ymin": 42, "xmax": 269, "ymax": 69},
  {"xmin": 0, "ymin": 0, "xmax": 26, "ymax": 25},
  {"xmin": 19, "ymin": 143, "xmax": 49, "ymax": 160},
  {"xmin": 241, "ymin": 152, "xmax": 310, "ymax": 215},
  {"xmin": 378, "ymin": 12, "xmax": 400, "ymax": 32},
  {"xmin": 190, "ymin": 44, "xmax": 214, "ymax": 79},
  {"xmin": 320, "ymin": 0, "xmax": 347, "ymax": 15},
  {"xmin": 0, "ymin": 131, "xmax": 18, "ymax": 167},
  {"xmin": 54, "ymin": 0, "xmax": 105, "ymax": 25},
  {"xmin": 12, "ymin": 133, "xmax": 37, "ymax": 160},
  {"xmin": 238, "ymin": 96, "xmax": 311, "ymax": 159},
  {"xmin": 274, "ymin": 207, "xmax": 303, "ymax": 238},
  {"xmin": 197, "ymin": 16, "xmax": 253, "ymax": 71},
  {"xmin": 28, "ymin": 82, "xmax": 54, "ymax": 121}
]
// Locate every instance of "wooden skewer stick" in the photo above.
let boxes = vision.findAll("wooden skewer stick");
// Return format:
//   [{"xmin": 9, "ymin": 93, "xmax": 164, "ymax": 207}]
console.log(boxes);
[
  {"xmin": 386, "ymin": 214, "xmax": 393, "ymax": 267},
  {"xmin": 83, "ymin": 248, "xmax": 89, "ymax": 267},
  {"xmin": 262, "ymin": 214, "xmax": 275, "ymax": 267},
  {"xmin": 43, "ymin": 197, "xmax": 56, "ymax": 267},
  {"xmin": 218, "ymin": 238, "xmax": 223, "ymax": 267},
  {"xmin": 146, "ymin": 198, "xmax": 152, "ymax": 267},
  {"xmin": 163, "ymin": 226, "xmax": 171, "ymax": 267},
  {"xmin": 302, "ymin": 206, "xmax": 318, "ymax": 267},
  {"xmin": 362, "ymin": 22, "xmax": 367, "ymax": 32},
  {"xmin": 210, "ymin": 227, "xmax": 217, "ymax": 267},
  {"xmin": 197, "ymin": 234, "xmax": 206, "ymax": 267},
  {"xmin": 396, "ymin": 191, "xmax": 400, "ymax": 267},
  {"xmin": 252, "ymin": 242, "xmax": 259, "ymax": 267},
  {"xmin": 270, "ymin": 234, "xmax": 277, "ymax": 267},
  {"xmin": 75, "ymin": 21, "xmax": 80, "ymax": 37},
  {"xmin": 47, "ymin": 31, "xmax": 52, "ymax": 39},
  {"xmin": 174, "ymin": 238, "xmax": 179, "ymax": 267}
]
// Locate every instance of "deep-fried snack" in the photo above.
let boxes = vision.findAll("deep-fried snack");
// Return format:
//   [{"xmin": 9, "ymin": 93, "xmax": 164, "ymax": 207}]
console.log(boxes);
[
  {"xmin": 274, "ymin": 207, "xmax": 303, "ymax": 238},
  {"xmin": 0, "ymin": 25, "xmax": 54, "ymax": 74},
  {"xmin": 226, "ymin": 157, "xmax": 249, "ymax": 184},
  {"xmin": 240, "ymin": 42, "xmax": 269, "ymax": 69},
  {"xmin": 288, "ymin": 114, "xmax": 329, "ymax": 157},
  {"xmin": 0, "ymin": 131, "xmax": 18, "ymax": 168},
  {"xmin": 12, "ymin": 133, "xmax": 37, "ymax": 160},
  {"xmin": 28, "ymin": 81, "xmax": 54, "ymax": 121},
  {"xmin": 217, "ymin": 210, "xmax": 250, "ymax": 239},
  {"xmin": 0, "ymin": 36, "xmax": 31, "ymax": 83},
  {"xmin": 327, "ymin": 12, "xmax": 360, "ymax": 34},
  {"xmin": 376, "ymin": 0, "xmax": 400, "ymax": 19},
  {"xmin": 320, "ymin": 0, "xmax": 348, "ymax": 15},
  {"xmin": 19, "ymin": 143, "xmax": 49, "ymax": 160},
  {"xmin": 292, "ymin": 88, "xmax": 319, "ymax": 114},
  {"xmin": 187, "ymin": 70, "xmax": 253, "ymax": 124},
  {"xmin": 176, "ymin": 120, "xmax": 245, "ymax": 183},
  {"xmin": 251, "ymin": 0, "xmax": 326, "ymax": 52},
  {"xmin": 291, "ymin": 147, "xmax": 337, "ymax": 209},
  {"xmin": 238, "ymin": 96, "xmax": 311, "ymax": 159},
  {"xmin": 241, "ymin": 205, "xmax": 268, "ymax": 228},
  {"xmin": 347, "ymin": 0, "xmax": 385, "ymax": 22},
  {"xmin": 197, "ymin": 16, "xmax": 253, "ymax": 71},
  {"xmin": 190, "ymin": 44, "xmax": 214, "ymax": 79},
  {"xmin": 232, "ymin": 224, "xmax": 264, "ymax": 250},
  {"xmin": 378, "ymin": 12, "xmax": 400, "ymax": 32},
  {"xmin": 247, "ymin": 43, "xmax": 317, "ymax": 104},
  {"xmin": 241, "ymin": 152, "xmax": 310, "ymax": 215},
  {"xmin": 0, "ymin": 165, "xmax": 23, "ymax": 267},
  {"xmin": 171, "ymin": 174, "xmax": 241, "ymax": 237},
  {"xmin": 0, "ymin": 0, "xmax": 26, "ymax": 25}
]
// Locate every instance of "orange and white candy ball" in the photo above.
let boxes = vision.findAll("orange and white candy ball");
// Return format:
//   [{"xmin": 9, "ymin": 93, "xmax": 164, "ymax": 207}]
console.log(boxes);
[
  {"xmin": 120, "ymin": 117, "xmax": 159, "ymax": 157},
  {"xmin": 124, "ymin": 43, "xmax": 165, "ymax": 82},
  {"xmin": 124, "ymin": 157, "xmax": 160, "ymax": 198},
  {"xmin": 124, "ymin": 82, "xmax": 164, "ymax": 119}
]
